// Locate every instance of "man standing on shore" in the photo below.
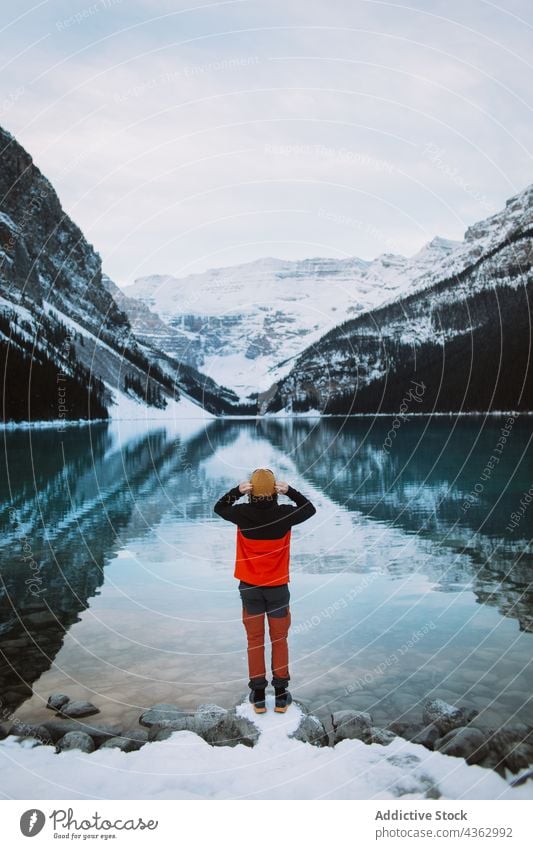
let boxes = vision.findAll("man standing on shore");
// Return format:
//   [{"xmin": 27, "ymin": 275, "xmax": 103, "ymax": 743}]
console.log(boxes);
[{"xmin": 214, "ymin": 469, "xmax": 316, "ymax": 713}]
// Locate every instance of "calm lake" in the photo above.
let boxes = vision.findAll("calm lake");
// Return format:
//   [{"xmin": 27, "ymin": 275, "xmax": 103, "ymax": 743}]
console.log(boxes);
[{"xmin": 1, "ymin": 415, "xmax": 532, "ymax": 733}]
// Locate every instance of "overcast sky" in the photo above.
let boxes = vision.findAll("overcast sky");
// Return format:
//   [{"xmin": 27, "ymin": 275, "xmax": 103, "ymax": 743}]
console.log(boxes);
[{"xmin": 1, "ymin": 0, "xmax": 532, "ymax": 286}]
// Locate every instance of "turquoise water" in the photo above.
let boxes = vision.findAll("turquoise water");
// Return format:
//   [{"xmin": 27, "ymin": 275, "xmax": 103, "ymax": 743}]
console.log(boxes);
[{"xmin": 1, "ymin": 416, "xmax": 532, "ymax": 732}]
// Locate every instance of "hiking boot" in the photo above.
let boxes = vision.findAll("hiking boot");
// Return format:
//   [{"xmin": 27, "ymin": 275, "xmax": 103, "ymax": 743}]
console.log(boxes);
[
  {"xmin": 249, "ymin": 688, "xmax": 266, "ymax": 714},
  {"xmin": 274, "ymin": 687, "xmax": 292, "ymax": 713}
]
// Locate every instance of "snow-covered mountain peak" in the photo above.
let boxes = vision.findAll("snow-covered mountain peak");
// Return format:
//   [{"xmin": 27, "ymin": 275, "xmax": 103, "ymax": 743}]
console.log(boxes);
[
  {"xmin": 464, "ymin": 182, "xmax": 532, "ymax": 246},
  {"xmin": 118, "ymin": 184, "xmax": 532, "ymax": 400},
  {"xmin": 504, "ymin": 182, "xmax": 533, "ymax": 211},
  {"xmin": 122, "ymin": 252, "xmax": 424, "ymax": 397},
  {"xmin": 425, "ymin": 235, "xmax": 462, "ymax": 251}
]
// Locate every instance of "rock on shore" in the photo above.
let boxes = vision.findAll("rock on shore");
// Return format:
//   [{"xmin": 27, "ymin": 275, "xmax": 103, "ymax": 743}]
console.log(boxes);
[
  {"xmin": 2, "ymin": 693, "xmax": 533, "ymax": 800},
  {"xmin": 3, "ymin": 692, "xmax": 533, "ymax": 786}
]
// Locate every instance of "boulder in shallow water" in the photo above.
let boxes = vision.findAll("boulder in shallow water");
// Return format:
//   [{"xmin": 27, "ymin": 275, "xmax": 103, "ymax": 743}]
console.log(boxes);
[
  {"xmin": 331, "ymin": 710, "xmax": 373, "ymax": 744},
  {"xmin": 422, "ymin": 698, "xmax": 477, "ymax": 735},
  {"xmin": 56, "ymin": 731, "xmax": 95, "ymax": 753},
  {"xmin": 434, "ymin": 726, "xmax": 488, "ymax": 764},
  {"xmin": 47, "ymin": 693, "xmax": 70, "ymax": 711},
  {"xmin": 59, "ymin": 700, "xmax": 100, "ymax": 718}
]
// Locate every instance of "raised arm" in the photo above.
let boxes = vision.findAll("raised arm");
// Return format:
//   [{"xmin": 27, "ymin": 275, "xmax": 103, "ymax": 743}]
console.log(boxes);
[
  {"xmin": 276, "ymin": 482, "xmax": 316, "ymax": 526},
  {"xmin": 213, "ymin": 481, "xmax": 251, "ymax": 524}
]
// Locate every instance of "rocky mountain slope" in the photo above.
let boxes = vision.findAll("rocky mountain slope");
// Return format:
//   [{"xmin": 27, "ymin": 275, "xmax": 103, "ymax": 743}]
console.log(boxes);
[
  {"xmin": 3, "ymin": 121, "xmax": 530, "ymax": 420},
  {"xmin": 0, "ymin": 126, "xmax": 248, "ymax": 422},
  {"xmin": 262, "ymin": 184, "xmax": 532, "ymax": 415},
  {"xmin": 121, "ymin": 188, "xmax": 532, "ymax": 409},
  {"xmin": 122, "ymin": 241, "xmax": 462, "ymax": 398}
]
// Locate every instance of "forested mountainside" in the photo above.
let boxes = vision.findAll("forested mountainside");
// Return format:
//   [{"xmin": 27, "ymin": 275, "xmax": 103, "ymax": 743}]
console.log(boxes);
[
  {"xmin": 263, "ymin": 185, "xmax": 532, "ymax": 415},
  {"xmin": 0, "ymin": 126, "xmax": 250, "ymax": 421}
]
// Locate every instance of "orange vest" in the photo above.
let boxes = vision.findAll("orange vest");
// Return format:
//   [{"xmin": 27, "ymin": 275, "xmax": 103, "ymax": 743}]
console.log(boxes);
[{"xmin": 234, "ymin": 528, "xmax": 292, "ymax": 586}]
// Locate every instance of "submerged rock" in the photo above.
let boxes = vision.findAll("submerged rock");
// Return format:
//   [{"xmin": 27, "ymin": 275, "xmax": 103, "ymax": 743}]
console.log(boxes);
[
  {"xmin": 47, "ymin": 693, "xmax": 70, "ymax": 711},
  {"xmin": 59, "ymin": 700, "xmax": 100, "ymax": 719},
  {"xmin": 422, "ymin": 698, "xmax": 477, "ymax": 735}
]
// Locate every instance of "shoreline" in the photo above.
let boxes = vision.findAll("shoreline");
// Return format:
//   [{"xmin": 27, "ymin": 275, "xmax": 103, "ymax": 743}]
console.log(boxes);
[
  {"xmin": 3, "ymin": 694, "xmax": 533, "ymax": 800},
  {"xmin": 3, "ymin": 692, "xmax": 533, "ymax": 789},
  {"xmin": 1, "ymin": 410, "xmax": 529, "ymax": 430}
]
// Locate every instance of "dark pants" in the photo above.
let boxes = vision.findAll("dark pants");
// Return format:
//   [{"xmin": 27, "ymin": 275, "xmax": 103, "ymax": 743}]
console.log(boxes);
[{"xmin": 238, "ymin": 580, "xmax": 291, "ymax": 689}]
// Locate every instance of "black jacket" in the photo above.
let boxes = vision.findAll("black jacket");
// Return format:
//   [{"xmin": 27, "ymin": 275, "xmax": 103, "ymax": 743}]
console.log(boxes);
[{"xmin": 213, "ymin": 485, "xmax": 316, "ymax": 539}]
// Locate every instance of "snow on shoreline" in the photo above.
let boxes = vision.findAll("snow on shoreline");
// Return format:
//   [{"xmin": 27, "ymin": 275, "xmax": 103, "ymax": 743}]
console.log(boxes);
[
  {"xmin": 106, "ymin": 382, "xmax": 216, "ymax": 422},
  {"xmin": 1, "ymin": 410, "xmax": 527, "ymax": 430},
  {"xmin": 1, "ymin": 696, "xmax": 532, "ymax": 801},
  {"xmin": 0, "ymin": 384, "xmax": 216, "ymax": 430}
]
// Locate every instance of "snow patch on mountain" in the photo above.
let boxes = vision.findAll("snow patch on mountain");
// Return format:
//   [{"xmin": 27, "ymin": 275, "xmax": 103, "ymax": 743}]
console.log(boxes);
[
  {"xmin": 108, "ymin": 382, "xmax": 215, "ymax": 421},
  {"xmin": 120, "ymin": 185, "xmax": 533, "ymax": 401},
  {"xmin": 120, "ymin": 241, "xmax": 462, "ymax": 398}
]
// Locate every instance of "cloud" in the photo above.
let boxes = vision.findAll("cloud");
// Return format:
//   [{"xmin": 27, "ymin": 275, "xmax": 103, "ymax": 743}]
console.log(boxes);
[{"xmin": 1, "ymin": 0, "xmax": 531, "ymax": 284}]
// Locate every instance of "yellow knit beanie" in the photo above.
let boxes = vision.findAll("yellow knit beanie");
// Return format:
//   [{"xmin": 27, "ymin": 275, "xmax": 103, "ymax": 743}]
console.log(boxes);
[{"xmin": 250, "ymin": 468, "xmax": 276, "ymax": 497}]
